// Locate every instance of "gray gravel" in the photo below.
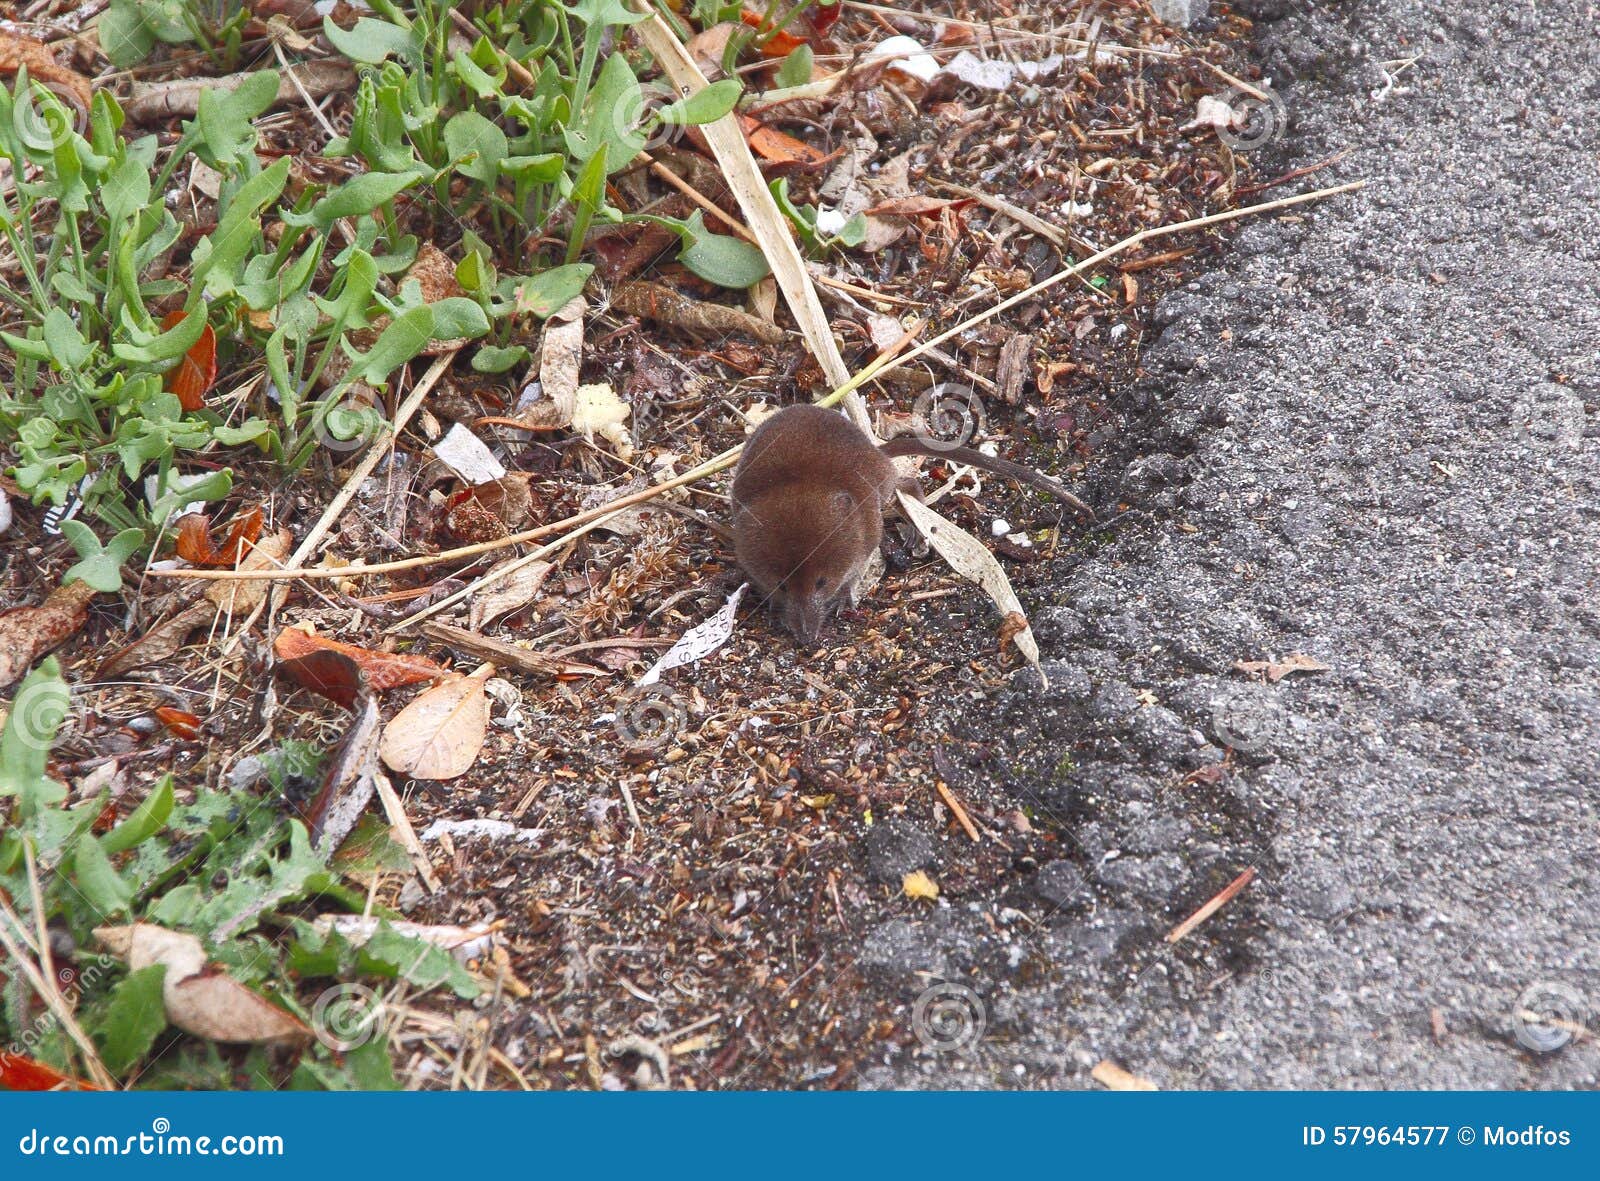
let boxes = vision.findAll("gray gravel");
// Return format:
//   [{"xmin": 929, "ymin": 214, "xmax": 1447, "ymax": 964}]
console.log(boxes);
[{"xmin": 857, "ymin": 0, "xmax": 1600, "ymax": 1089}]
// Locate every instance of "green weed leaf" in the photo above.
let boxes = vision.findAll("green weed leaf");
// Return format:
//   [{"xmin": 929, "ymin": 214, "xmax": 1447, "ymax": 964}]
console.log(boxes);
[
  {"xmin": 61, "ymin": 521, "xmax": 146, "ymax": 592},
  {"xmin": 322, "ymin": 16, "xmax": 414, "ymax": 64},
  {"xmin": 0, "ymin": 658, "xmax": 70, "ymax": 818},
  {"xmin": 658, "ymin": 78, "xmax": 742, "ymax": 126},
  {"xmin": 101, "ymin": 775, "xmax": 174, "ymax": 855},
  {"xmin": 93, "ymin": 965, "xmax": 168, "ymax": 1075}
]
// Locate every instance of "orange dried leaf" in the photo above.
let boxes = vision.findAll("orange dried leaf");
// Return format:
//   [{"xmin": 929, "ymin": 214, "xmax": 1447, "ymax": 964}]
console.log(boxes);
[
  {"xmin": 739, "ymin": 9, "xmax": 806, "ymax": 56},
  {"xmin": 0, "ymin": 1052, "xmax": 98, "ymax": 1092},
  {"xmin": 739, "ymin": 116, "xmax": 824, "ymax": 164},
  {"xmin": 175, "ymin": 507, "xmax": 264, "ymax": 566},
  {"xmin": 273, "ymin": 627, "xmax": 446, "ymax": 695},
  {"xmin": 159, "ymin": 310, "xmax": 218, "ymax": 411},
  {"xmin": 154, "ymin": 707, "xmax": 202, "ymax": 739}
]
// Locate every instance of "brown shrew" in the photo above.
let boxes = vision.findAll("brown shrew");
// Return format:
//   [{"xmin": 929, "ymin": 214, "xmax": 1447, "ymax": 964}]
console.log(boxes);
[{"xmin": 730, "ymin": 403, "xmax": 1092, "ymax": 643}]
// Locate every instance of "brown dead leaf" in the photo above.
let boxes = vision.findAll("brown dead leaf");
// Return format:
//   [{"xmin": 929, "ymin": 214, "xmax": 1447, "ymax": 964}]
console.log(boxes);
[
  {"xmin": 530, "ymin": 295, "xmax": 586, "ymax": 425},
  {"xmin": 165, "ymin": 969, "xmax": 312, "ymax": 1045},
  {"xmin": 273, "ymin": 626, "xmax": 445, "ymax": 696},
  {"xmin": 379, "ymin": 665, "xmax": 494, "ymax": 780},
  {"xmin": 174, "ymin": 507, "xmax": 263, "ymax": 566},
  {"xmin": 94, "ymin": 923, "xmax": 308, "ymax": 1046},
  {"xmin": 94, "ymin": 601, "xmax": 217, "ymax": 681},
  {"xmin": 406, "ymin": 242, "xmax": 466, "ymax": 306},
  {"xmin": 1232, "ymin": 652, "xmax": 1330, "ymax": 683},
  {"xmin": 205, "ymin": 528, "xmax": 292, "ymax": 616},
  {"xmin": 0, "ymin": 31, "xmax": 91, "ymax": 124},
  {"xmin": 468, "ymin": 558, "xmax": 554, "ymax": 631},
  {"xmin": 303, "ymin": 674, "xmax": 381, "ymax": 853},
  {"xmin": 0, "ymin": 580, "xmax": 97, "ymax": 690}
]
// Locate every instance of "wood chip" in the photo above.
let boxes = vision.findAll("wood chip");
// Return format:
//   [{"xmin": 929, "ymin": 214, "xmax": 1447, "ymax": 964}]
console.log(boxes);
[
  {"xmin": 1166, "ymin": 866, "xmax": 1257, "ymax": 945},
  {"xmin": 1092, "ymin": 1060, "xmax": 1157, "ymax": 1091}
]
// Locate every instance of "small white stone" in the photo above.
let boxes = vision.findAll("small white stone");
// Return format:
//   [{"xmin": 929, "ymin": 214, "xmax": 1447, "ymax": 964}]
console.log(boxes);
[{"xmin": 991, "ymin": 518, "xmax": 1011, "ymax": 537}]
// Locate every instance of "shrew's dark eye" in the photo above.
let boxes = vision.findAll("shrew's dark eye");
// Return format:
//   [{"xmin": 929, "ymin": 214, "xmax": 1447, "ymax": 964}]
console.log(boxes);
[{"xmin": 816, "ymin": 576, "xmax": 828, "ymax": 589}]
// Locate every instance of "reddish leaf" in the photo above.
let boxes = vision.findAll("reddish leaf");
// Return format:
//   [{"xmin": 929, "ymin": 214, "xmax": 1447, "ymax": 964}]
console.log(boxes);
[
  {"xmin": 154, "ymin": 706, "xmax": 202, "ymax": 739},
  {"xmin": 174, "ymin": 507, "xmax": 264, "ymax": 567},
  {"xmin": 0, "ymin": 1051, "xmax": 97, "ymax": 1091},
  {"xmin": 739, "ymin": 115, "xmax": 824, "ymax": 164},
  {"xmin": 159, "ymin": 310, "xmax": 218, "ymax": 411},
  {"xmin": 740, "ymin": 9, "xmax": 806, "ymax": 57},
  {"xmin": 806, "ymin": 1, "xmax": 841, "ymax": 38},
  {"xmin": 276, "ymin": 648, "xmax": 366, "ymax": 711},
  {"xmin": 273, "ymin": 627, "xmax": 446, "ymax": 697}
]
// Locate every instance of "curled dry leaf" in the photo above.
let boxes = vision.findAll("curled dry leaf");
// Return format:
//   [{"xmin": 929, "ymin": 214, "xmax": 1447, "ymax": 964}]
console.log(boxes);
[
  {"xmin": 895, "ymin": 491, "xmax": 1046, "ymax": 684},
  {"xmin": 94, "ymin": 923, "xmax": 308, "ymax": 1046},
  {"xmin": 520, "ymin": 295, "xmax": 586, "ymax": 428},
  {"xmin": 205, "ymin": 528, "xmax": 293, "ymax": 616},
  {"xmin": 468, "ymin": 557, "xmax": 554, "ymax": 631},
  {"xmin": 1232, "ymin": 653, "xmax": 1330, "ymax": 683},
  {"xmin": 153, "ymin": 707, "xmax": 202, "ymax": 740},
  {"xmin": 379, "ymin": 664, "xmax": 494, "ymax": 780},
  {"xmin": 174, "ymin": 506, "xmax": 263, "ymax": 566},
  {"xmin": 273, "ymin": 625, "xmax": 445, "ymax": 698},
  {"xmin": 304, "ymin": 674, "xmax": 382, "ymax": 853},
  {"xmin": 0, "ymin": 580, "xmax": 97, "ymax": 690},
  {"xmin": 159, "ymin": 310, "xmax": 218, "ymax": 412}
]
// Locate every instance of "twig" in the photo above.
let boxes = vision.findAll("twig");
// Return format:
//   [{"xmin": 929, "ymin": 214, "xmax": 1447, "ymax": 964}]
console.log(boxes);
[
  {"xmin": 373, "ymin": 772, "xmax": 441, "ymax": 893},
  {"xmin": 642, "ymin": 153, "xmax": 757, "ymax": 243},
  {"xmin": 935, "ymin": 781, "xmax": 981, "ymax": 844},
  {"xmin": 1236, "ymin": 149, "xmax": 1352, "ymax": 196},
  {"xmin": 1166, "ymin": 866, "xmax": 1256, "ymax": 944}
]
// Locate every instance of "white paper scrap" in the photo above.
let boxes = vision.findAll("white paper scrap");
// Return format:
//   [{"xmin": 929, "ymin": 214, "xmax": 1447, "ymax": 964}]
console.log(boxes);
[{"xmin": 637, "ymin": 583, "xmax": 748, "ymax": 688}]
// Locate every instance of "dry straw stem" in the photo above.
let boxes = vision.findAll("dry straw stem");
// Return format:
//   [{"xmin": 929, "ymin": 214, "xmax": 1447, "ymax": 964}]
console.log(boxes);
[
  {"xmin": 627, "ymin": 0, "xmax": 871, "ymax": 433},
  {"xmin": 150, "ymin": 180, "xmax": 1363, "ymax": 589},
  {"xmin": 0, "ymin": 890, "xmax": 117, "ymax": 1089}
]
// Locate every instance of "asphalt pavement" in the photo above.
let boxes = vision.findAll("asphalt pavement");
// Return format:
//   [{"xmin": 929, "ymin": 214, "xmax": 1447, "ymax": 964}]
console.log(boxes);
[{"xmin": 857, "ymin": 0, "xmax": 1600, "ymax": 1089}]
